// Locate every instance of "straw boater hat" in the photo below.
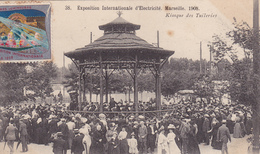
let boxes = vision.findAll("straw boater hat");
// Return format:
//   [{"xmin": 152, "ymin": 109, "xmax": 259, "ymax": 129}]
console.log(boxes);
[
  {"xmin": 99, "ymin": 113, "xmax": 106, "ymax": 119},
  {"xmin": 75, "ymin": 113, "xmax": 81, "ymax": 119},
  {"xmin": 204, "ymin": 114, "xmax": 209, "ymax": 118},
  {"xmin": 168, "ymin": 124, "xmax": 175, "ymax": 130},
  {"xmin": 74, "ymin": 129, "xmax": 80, "ymax": 134},
  {"xmin": 138, "ymin": 115, "xmax": 145, "ymax": 120}
]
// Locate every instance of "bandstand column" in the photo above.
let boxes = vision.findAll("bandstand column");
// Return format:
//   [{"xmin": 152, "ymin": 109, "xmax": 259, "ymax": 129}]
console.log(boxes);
[
  {"xmin": 78, "ymin": 66, "xmax": 82, "ymax": 111},
  {"xmin": 157, "ymin": 68, "xmax": 162, "ymax": 111},
  {"xmin": 105, "ymin": 69, "xmax": 109, "ymax": 104},
  {"xmin": 155, "ymin": 62, "xmax": 162, "ymax": 116},
  {"xmin": 155, "ymin": 71, "xmax": 158, "ymax": 106},
  {"xmin": 99, "ymin": 54, "xmax": 104, "ymax": 112},
  {"xmin": 83, "ymin": 68, "xmax": 86, "ymax": 102},
  {"xmin": 134, "ymin": 55, "xmax": 138, "ymax": 113}
]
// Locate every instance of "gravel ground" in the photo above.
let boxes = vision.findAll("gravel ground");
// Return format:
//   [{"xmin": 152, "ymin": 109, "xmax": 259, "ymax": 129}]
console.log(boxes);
[{"xmin": 0, "ymin": 135, "xmax": 250, "ymax": 154}]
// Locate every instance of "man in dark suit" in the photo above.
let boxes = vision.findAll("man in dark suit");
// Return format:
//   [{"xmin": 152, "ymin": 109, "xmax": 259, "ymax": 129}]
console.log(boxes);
[
  {"xmin": 19, "ymin": 119, "xmax": 28, "ymax": 152},
  {"xmin": 202, "ymin": 114, "xmax": 210, "ymax": 145},
  {"xmin": 52, "ymin": 132, "xmax": 67, "ymax": 154},
  {"xmin": 58, "ymin": 118, "xmax": 69, "ymax": 154},
  {"xmin": 138, "ymin": 121, "xmax": 147, "ymax": 154},
  {"xmin": 217, "ymin": 120, "xmax": 231, "ymax": 154},
  {"xmin": 147, "ymin": 121, "xmax": 157, "ymax": 153},
  {"xmin": 71, "ymin": 129, "xmax": 85, "ymax": 154}
]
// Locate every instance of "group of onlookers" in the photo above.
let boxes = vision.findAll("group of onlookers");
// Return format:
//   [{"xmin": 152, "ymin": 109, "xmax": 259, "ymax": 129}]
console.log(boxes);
[{"xmin": 0, "ymin": 97, "xmax": 252, "ymax": 154}]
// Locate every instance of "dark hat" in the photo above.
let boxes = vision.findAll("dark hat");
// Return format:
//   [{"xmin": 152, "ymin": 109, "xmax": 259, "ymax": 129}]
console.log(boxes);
[
  {"xmin": 56, "ymin": 132, "xmax": 63, "ymax": 137},
  {"xmin": 74, "ymin": 129, "xmax": 80, "ymax": 134}
]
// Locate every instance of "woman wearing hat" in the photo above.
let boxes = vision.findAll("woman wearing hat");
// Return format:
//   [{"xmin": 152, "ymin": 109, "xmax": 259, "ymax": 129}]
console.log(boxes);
[
  {"xmin": 118, "ymin": 127, "xmax": 129, "ymax": 154},
  {"xmin": 79, "ymin": 121, "xmax": 91, "ymax": 154},
  {"xmin": 89, "ymin": 124, "xmax": 106, "ymax": 154},
  {"xmin": 167, "ymin": 124, "xmax": 179, "ymax": 154},
  {"xmin": 157, "ymin": 126, "xmax": 169, "ymax": 154},
  {"xmin": 233, "ymin": 116, "xmax": 242, "ymax": 138}
]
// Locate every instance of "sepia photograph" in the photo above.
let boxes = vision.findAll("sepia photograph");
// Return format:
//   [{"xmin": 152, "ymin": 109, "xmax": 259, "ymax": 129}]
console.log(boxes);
[{"xmin": 0, "ymin": 0, "xmax": 257, "ymax": 154}]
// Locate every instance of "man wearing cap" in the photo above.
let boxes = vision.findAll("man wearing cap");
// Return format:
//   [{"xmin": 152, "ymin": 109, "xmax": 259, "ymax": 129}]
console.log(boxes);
[
  {"xmin": 52, "ymin": 132, "xmax": 67, "ymax": 154},
  {"xmin": 5, "ymin": 119, "xmax": 17, "ymax": 154},
  {"xmin": 48, "ymin": 115, "xmax": 59, "ymax": 143},
  {"xmin": 147, "ymin": 121, "xmax": 157, "ymax": 153},
  {"xmin": 66, "ymin": 117, "xmax": 75, "ymax": 149},
  {"xmin": 202, "ymin": 114, "xmax": 210, "ymax": 145},
  {"xmin": 58, "ymin": 118, "xmax": 69, "ymax": 153},
  {"xmin": 71, "ymin": 129, "xmax": 84, "ymax": 154},
  {"xmin": 217, "ymin": 120, "xmax": 231, "ymax": 154},
  {"xmin": 138, "ymin": 121, "xmax": 147, "ymax": 153},
  {"xmin": 19, "ymin": 119, "xmax": 28, "ymax": 152},
  {"xmin": 179, "ymin": 119, "xmax": 190, "ymax": 154}
]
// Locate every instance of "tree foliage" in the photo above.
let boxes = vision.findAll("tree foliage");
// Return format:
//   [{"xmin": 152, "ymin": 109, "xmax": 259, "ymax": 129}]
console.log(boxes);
[
  {"xmin": 0, "ymin": 63, "xmax": 27, "ymax": 106},
  {"xmin": 211, "ymin": 19, "xmax": 255, "ymax": 105},
  {"xmin": 25, "ymin": 61, "xmax": 58, "ymax": 101},
  {"xmin": 0, "ymin": 61, "xmax": 57, "ymax": 105},
  {"xmin": 161, "ymin": 58, "xmax": 201, "ymax": 97}
]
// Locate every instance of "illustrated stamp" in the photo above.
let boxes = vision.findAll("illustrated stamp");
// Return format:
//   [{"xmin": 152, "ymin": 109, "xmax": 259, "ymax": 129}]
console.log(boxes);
[{"xmin": 0, "ymin": 4, "xmax": 51, "ymax": 61}]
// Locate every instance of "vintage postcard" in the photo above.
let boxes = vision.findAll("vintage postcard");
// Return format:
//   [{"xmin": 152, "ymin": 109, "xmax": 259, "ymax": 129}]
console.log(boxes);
[{"xmin": 0, "ymin": 0, "xmax": 255, "ymax": 154}]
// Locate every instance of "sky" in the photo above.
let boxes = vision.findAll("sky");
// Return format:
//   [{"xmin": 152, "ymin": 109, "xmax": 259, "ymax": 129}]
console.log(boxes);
[{"xmin": 50, "ymin": 0, "xmax": 254, "ymax": 67}]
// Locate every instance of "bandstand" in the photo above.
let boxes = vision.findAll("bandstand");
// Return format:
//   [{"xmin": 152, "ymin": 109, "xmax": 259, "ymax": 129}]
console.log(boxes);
[{"xmin": 64, "ymin": 14, "xmax": 174, "ymax": 114}]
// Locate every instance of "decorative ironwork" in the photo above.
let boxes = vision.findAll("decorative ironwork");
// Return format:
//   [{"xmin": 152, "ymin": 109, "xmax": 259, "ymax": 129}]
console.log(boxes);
[{"xmin": 64, "ymin": 14, "xmax": 174, "ymax": 114}]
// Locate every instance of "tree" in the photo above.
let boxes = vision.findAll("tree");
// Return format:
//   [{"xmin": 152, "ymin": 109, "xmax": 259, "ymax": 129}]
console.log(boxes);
[
  {"xmin": 161, "ymin": 58, "xmax": 200, "ymax": 97},
  {"xmin": 25, "ymin": 61, "xmax": 58, "ymax": 102},
  {"xmin": 211, "ymin": 19, "xmax": 255, "ymax": 105},
  {"xmin": 63, "ymin": 63, "xmax": 79, "ymax": 93},
  {"xmin": 0, "ymin": 63, "xmax": 27, "ymax": 106},
  {"xmin": 192, "ymin": 75, "xmax": 214, "ymax": 104}
]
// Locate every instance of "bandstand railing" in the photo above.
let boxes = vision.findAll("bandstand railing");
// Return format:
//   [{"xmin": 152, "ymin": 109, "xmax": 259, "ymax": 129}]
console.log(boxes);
[{"xmin": 65, "ymin": 104, "xmax": 184, "ymax": 119}]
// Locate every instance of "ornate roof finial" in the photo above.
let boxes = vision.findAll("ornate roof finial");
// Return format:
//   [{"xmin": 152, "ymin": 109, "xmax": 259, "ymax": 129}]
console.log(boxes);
[{"xmin": 117, "ymin": 11, "xmax": 123, "ymax": 17}]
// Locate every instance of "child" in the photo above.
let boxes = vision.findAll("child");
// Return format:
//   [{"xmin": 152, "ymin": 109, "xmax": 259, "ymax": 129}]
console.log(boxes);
[{"xmin": 128, "ymin": 132, "xmax": 138, "ymax": 154}]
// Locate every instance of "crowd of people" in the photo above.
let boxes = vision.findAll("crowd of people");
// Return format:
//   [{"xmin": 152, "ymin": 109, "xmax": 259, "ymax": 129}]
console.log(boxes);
[
  {"xmin": 69, "ymin": 98, "xmax": 158, "ymax": 113},
  {"xmin": 0, "ymin": 97, "xmax": 252, "ymax": 154}
]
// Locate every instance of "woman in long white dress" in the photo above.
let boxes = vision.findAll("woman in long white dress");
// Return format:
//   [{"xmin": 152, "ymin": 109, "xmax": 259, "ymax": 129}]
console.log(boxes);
[
  {"xmin": 167, "ymin": 124, "xmax": 180, "ymax": 154},
  {"xmin": 157, "ymin": 126, "xmax": 169, "ymax": 154},
  {"xmin": 79, "ymin": 122, "xmax": 92, "ymax": 154}
]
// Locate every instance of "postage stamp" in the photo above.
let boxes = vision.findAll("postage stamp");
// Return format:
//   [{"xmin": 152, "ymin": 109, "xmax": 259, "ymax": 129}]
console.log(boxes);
[{"xmin": 0, "ymin": 3, "xmax": 51, "ymax": 61}]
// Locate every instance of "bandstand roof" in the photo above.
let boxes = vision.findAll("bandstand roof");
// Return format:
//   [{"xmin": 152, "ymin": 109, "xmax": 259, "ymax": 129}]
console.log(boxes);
[
  {"xmin": 65, "ymin": 16, "xmax": 174, "ymax": 60},
  {"xmin": 99, "ymin": 16, "xmax": 140, "ymax": 31}
]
